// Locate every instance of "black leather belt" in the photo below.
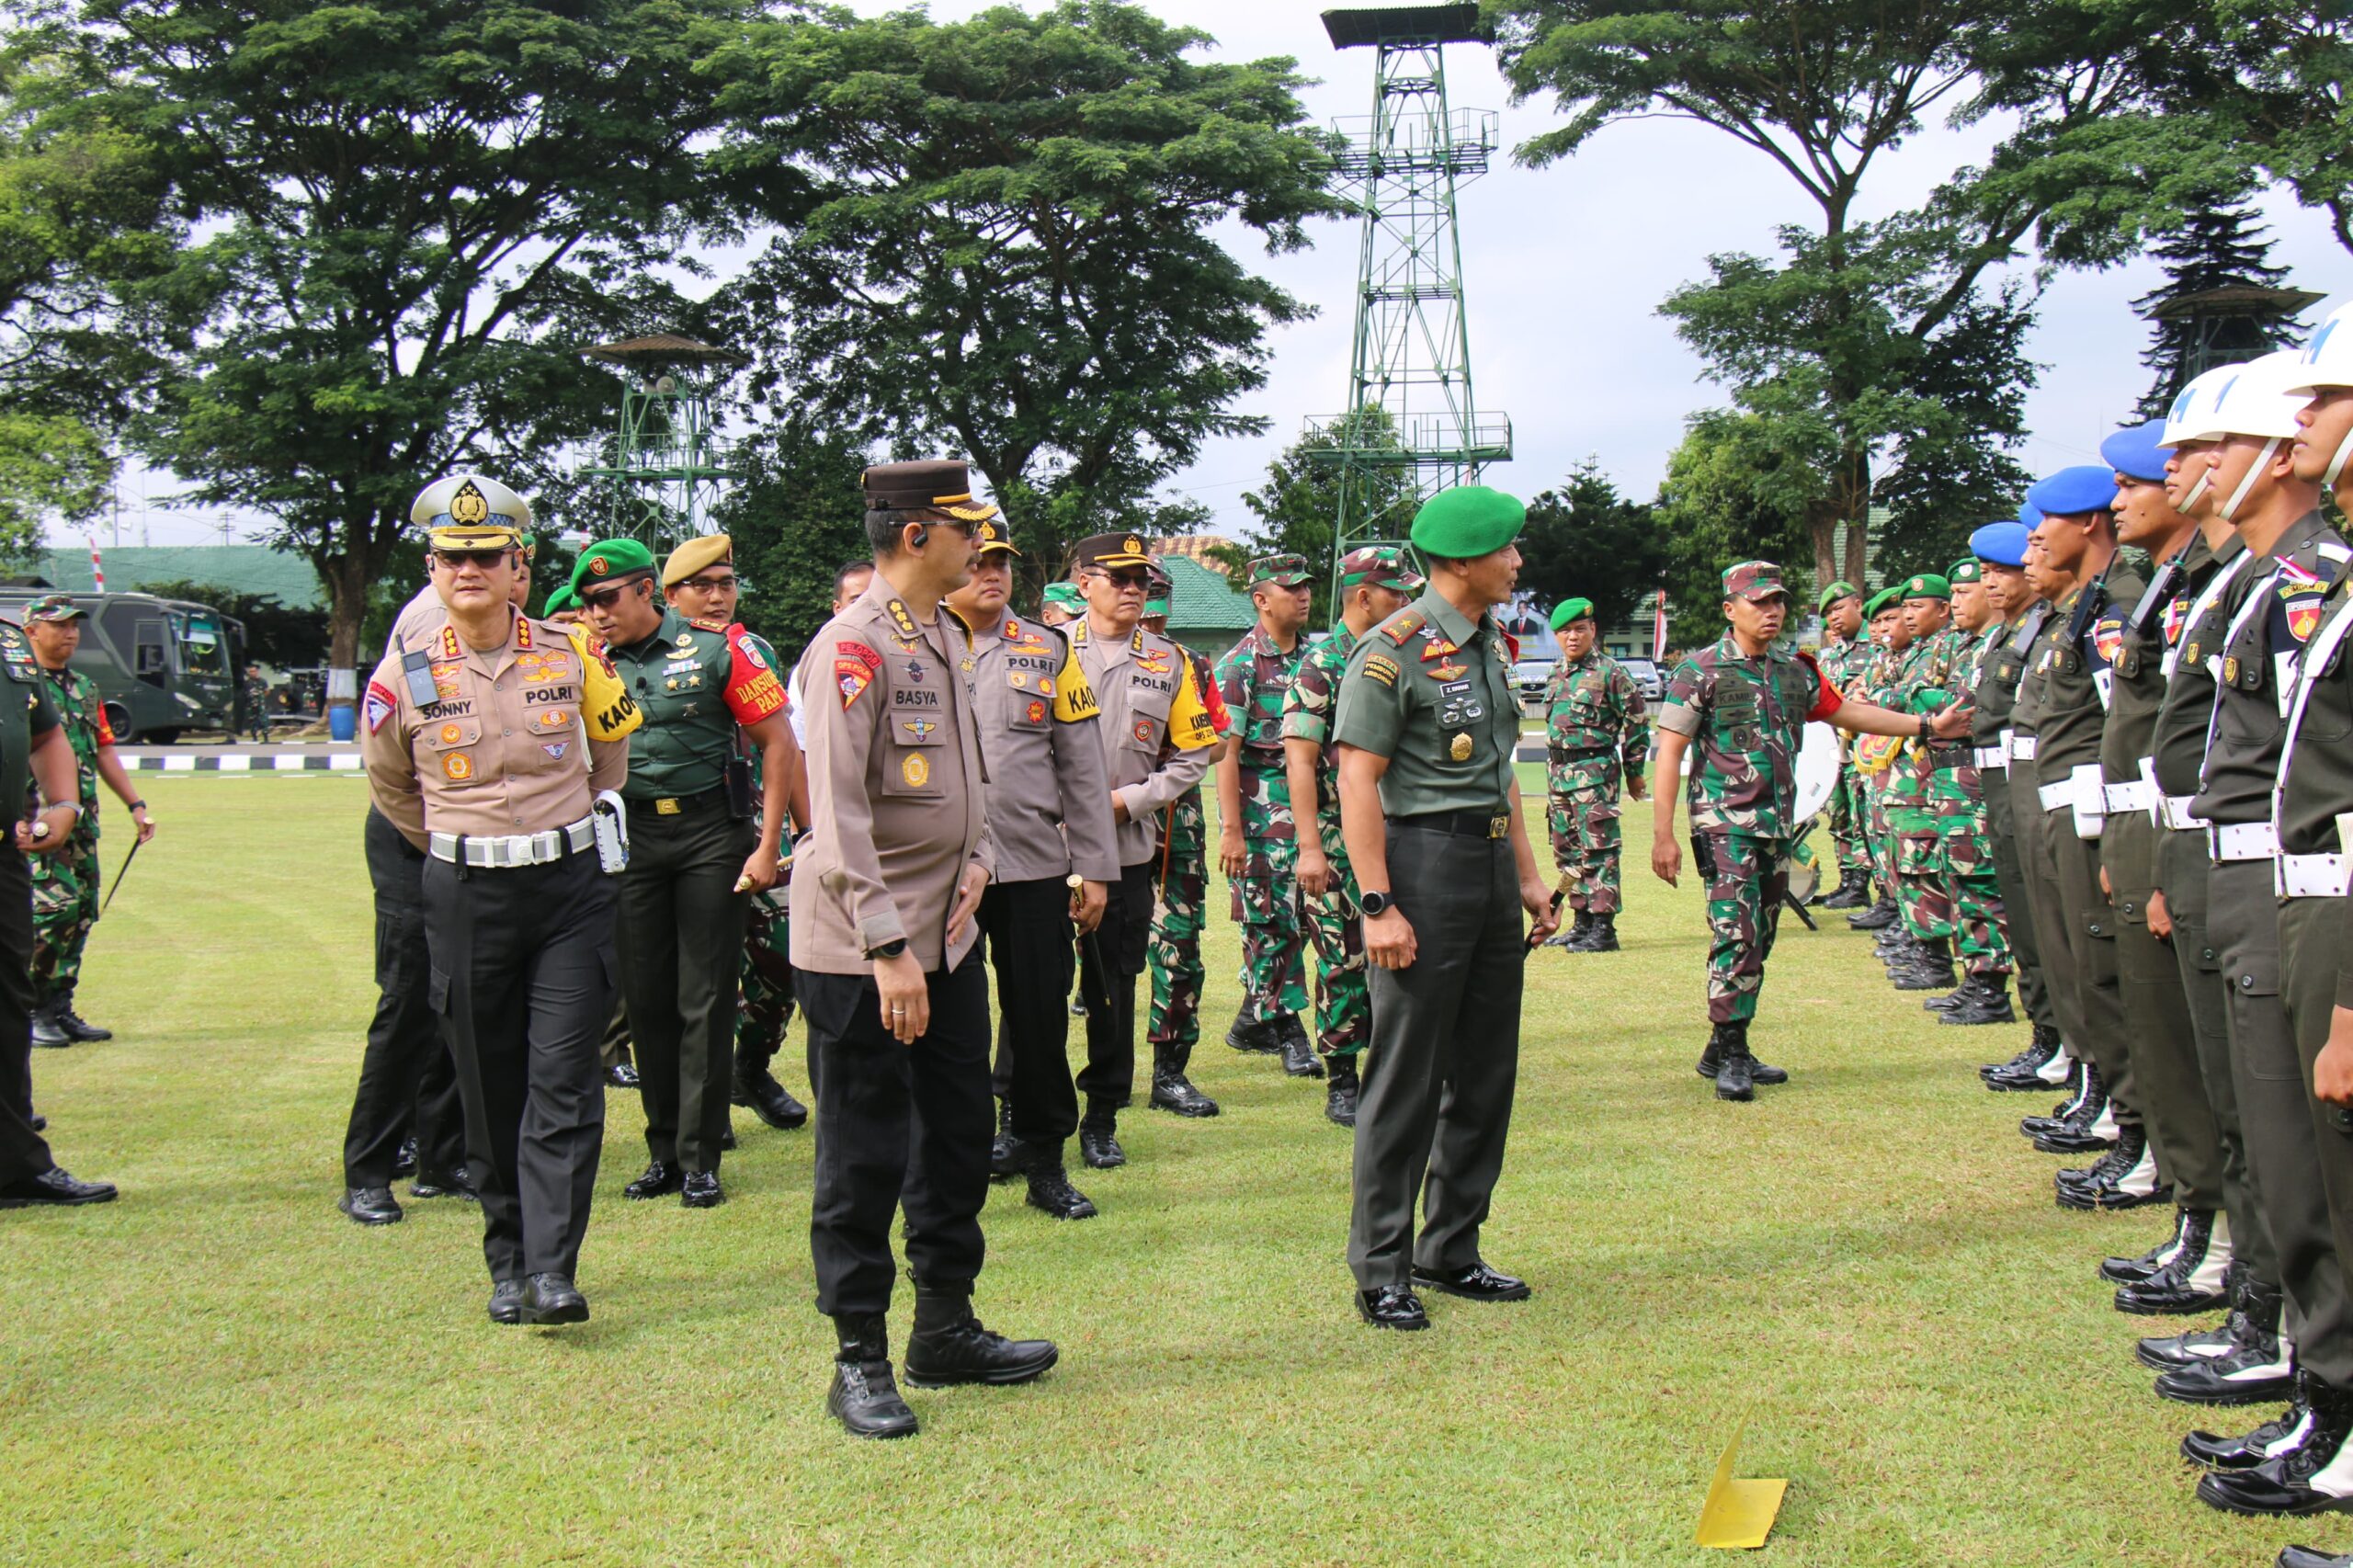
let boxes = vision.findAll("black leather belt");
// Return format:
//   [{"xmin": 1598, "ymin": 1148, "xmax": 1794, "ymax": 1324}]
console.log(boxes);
[
  {"xmin": 640, "ymin": 786, "xmax": 726, "ymax": 817},
  {"xmin": 1398, "ymin": 809, "xmax": 1511, "ymax": 840}
]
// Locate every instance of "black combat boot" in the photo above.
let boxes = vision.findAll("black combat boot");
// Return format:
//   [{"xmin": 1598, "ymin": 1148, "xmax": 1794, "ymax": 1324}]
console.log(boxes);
[
  {"xmin": 826, "ymin": 1312, "xmax": 918, "ymax": 1439},
  {"xmin": 1325, "ymin": 1057, "xmax": 1359, "ymax": 1127},
  {"xmin": 1021, "ymin": 1144, "xmax": 1097, "ymax": 1221},
  {"xmin": 1891, "ymin": 937, "xmax": 1957, "ymax": 992},
  {"xmin": 53, "ymin": 988, "xmax": 109, "ymax": 1042},
  {"xmin": 731, "ymin": 1051, "xmax": 809, "ymax": 1131},
  {"xmin": 2157, "ymin": 1271, "xmax": 2294, "ymax": 1406},
  {"xmin": 1848, "ymin": 895, "xmax": 1898, "ymax": 930},
  {"xmin": 1822, "ymin": 872, "xmax": 1870, "ymax": 910},
  {"xmin": 2056, "ymin": 1122, "xmax": 2167, "ymax": 1210},
  {"xmin": 1581, "ymin": 912, "xmax": 1620, "ymax": 952},
  {"xmin": 2104, "ymin": 1207, "xmax": 2195, "ymax": 1285},
  {"xmin": 1546, "ymin": 909, "xmax": 1592, "ymax": 949},
  {"xmin": 2197, "ymin": 1378, "xmax": 2353, "ymax": 1517},
  {"xmin": 2031, "ymin": 1075, "xmax": 2121, "ymax": 1154},
  {"xmin": 29, "ymin": 998, "xmax": 70, "ymax": 1050},
  {"xmin": 1983, "ymin": 1022, "xmax": 2063, "ymax": 1085},
  {"xmin": 1694, "ymin": 1021, "xmax": 1787, "ymax": 1085},
  {"xmin": 902, "ymin": 1277, "xmax": 1059, "ymax": 1389},
  {"xmin": 1148, "ymin": 1049, "xmax": 1218, "ymax": 1117},
  {"xmin": 2140, "ymin": 1264, "xmax": 2264, "ymax": 1369},
  {"xmin": 2118, "ymin": 1209, "xmax": 2232, "ymax": 1315},
  {"xmin": 1078, "ymin": 1100, "xmax": 1125, "ymax": 1169},
  {"xmin": 2185, "ymin": 1368, "xmax": 2318, "ymax": 1471},
  {"xmin": 1279, "ymin": 1014, "xmax": 1324, "ymax": 1079},
  {"xmin": 1224, "ymin": 1008, "xmax": 1281, "ymax": 1054},
  {"xmin": 2021, "ymin": 1061, "xmax": 2110, "ymax": 1147},
  {"xmin": 989, "ymin": 1097, "xmax": 1023, "ymax": 1178},
  {"xmin": 1713, "ymin": 1026, "xmax": 1756, "ymax": 1102},
  {"xmin": 1938, "ymin": 975, "xmax": 2017, "ymax": 1026}
]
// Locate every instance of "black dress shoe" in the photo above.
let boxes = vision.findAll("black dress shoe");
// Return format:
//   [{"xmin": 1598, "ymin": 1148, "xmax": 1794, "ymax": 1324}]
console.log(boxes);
[
  {"xmin": 0, "ymin": 1165, "xmax": 118, "ymax": 1209},
  {"xmin": 607, "ymin": 1062, "xmax": 641, "ymax": 1090},
  {"xmin": 1225, "ymin": 1010, "xmax": 1282, "ymax": 1054},
  {"xmin": 521, "ymin": 1272, "xmax": 588, "ymax": 1324},
  {"xmin": 1279, "ymin": 1015, "xmax": 1324, "ymax": 1078},
  {"xmin": 1148, "ymin": 1072, "xmax": 1219, "ymax": 1118},
  {"xmin": 623, "ymin": 1160, "xmax": 682, "ymax": 1199},
  {"xmin": 2186, "ymin": 1378, "xmax": 2315, "ymax": 1471},
  {"xmin": 1325, "ymin": 1059, "xmax": 1359, "ymax": 1127},
  {"xmin": 1078, "ymin": 1113, "xmax": 1124, "ymax": 1170},
  {"xmin": 732, "ymin": 1066, "xmax": 809, "ymax": 1131},
  {"xmin": 1356, "ymin": 1284, "xmax": 1429, "ymax": 1330},
  {"xmin": 902, "ymin": 1282, "xmax": 1058, "ymax": 1387},
  {"xmin": 1411, "ymin": 1260, "xmax": 1531, "ymax": 1302},
  {"xmin": 488, "ymin": 1278, "xmax": 527, "ymax": 1325},
  {"xmin": 336, "ymin": 1185, "xmax": 403, "ymax": 1225},
  {"xmin": 829, "ymin": 1312, "xmax": 918, "ymax": 1438},
  {"xmin": 411, "ymin": 1165, "xmax": 480, "ymax": 1202},
  {"xmin": 391, "ymin": 1136, "xmax": 419, "ymax": 1179},
  {"xmin": 681, "ymin": 1170, "xmax": 725, "ymax": 1209}
]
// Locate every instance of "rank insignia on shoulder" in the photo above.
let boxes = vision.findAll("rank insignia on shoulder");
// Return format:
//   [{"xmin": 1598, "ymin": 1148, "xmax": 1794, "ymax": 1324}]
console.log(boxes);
[
  {"xmin": 1381, "ymin": 611, "xmax": 1425, "ymax": 645},
  {"xmin": 887, "ymin": 599, "xmax": 921, "ymax": 642}
]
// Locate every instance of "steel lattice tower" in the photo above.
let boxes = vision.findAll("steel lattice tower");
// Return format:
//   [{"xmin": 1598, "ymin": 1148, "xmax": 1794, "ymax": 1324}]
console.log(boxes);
[
  {"xmin": 578, "ymin": 334, "xmax": 748, "ymax": 549},
  {"xmin": 1307, "ymin": 5, "xmax": 1511, "ymax": 592}
]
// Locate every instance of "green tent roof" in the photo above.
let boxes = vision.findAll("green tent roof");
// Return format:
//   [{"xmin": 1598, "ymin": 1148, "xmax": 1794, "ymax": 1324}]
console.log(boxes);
[{"xmin": 31, "ymin": 545, "xmax": 323, "ymax": 608}]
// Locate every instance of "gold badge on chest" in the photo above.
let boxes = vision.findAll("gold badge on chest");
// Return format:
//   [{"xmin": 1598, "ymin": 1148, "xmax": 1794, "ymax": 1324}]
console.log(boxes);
[{"xmin": 1449, "ymin": 732, "xmax": 1473, "ymax": 762}]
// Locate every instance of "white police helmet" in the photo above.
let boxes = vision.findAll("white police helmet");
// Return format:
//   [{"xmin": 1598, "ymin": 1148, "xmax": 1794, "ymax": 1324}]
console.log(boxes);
[
  {"xmin": 410, "ymin": 472, "xmax": 532, "ymax": 546},
  {"xmin": 2286, "ymin": 302, "xmax": 2353, "ymax": 487}
]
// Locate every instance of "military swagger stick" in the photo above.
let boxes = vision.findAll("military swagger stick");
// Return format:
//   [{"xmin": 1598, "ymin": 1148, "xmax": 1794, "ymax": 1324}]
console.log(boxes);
[{"xmin": 101, "ymin": 835, "xmax": 140, "ymax": 912}]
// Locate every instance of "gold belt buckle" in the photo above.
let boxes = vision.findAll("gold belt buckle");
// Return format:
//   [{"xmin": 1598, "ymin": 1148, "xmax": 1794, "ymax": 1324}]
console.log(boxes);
[
  {"xmin": 655, "ymin": 797, "xmax": 682, "ymax": 816},
  {"xmin": 1487, "ymin": 814, "xmax": 1509, "ymax": 839}
]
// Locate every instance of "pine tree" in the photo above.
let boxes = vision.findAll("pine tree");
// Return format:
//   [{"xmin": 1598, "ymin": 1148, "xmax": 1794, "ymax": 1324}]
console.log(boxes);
[{"xmin": 2133, "ymin": 206, "xmax": 2302, "ymax": 420}]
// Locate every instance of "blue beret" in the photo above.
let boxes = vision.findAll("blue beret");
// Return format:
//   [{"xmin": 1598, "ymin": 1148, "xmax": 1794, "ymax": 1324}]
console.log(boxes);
[
  {"xmin": 1969, "ymin": 521, "xmax": 2031, "ymax": 567},
  {"xmin": 2027, "ymin": 465, "xmax": 2120, "ymax": 519},
  {"xmin": 2099, "ymin": 419, "xmax": 2170, "ymax": 483},
  {"xmin": 2018, "ymin": 500, "xmax": 2042, "ymax": 528}
]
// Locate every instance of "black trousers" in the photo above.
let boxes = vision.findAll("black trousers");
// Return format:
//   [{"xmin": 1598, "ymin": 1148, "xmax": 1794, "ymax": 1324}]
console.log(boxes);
[
  {"xmin": 2282, "ymin": 893, "xmax": 2353, "ymax": 1388},
  {"xmin": 2106, "ymin": 812, "xmax": 2224, "ymax": 1209},
  {"xmin": 799, "ymin": 959, "xmax": 991, "ymax": 1316},
  {"xmin": 1348, "ymin": 821, "xmax": 1523, "ymax": 1291},
  {"xmin": 0, "ymin": 843, "xmax": 51, "ymax": 1183},
  {"xmin": 615, "ymin": 799, "xmax": 753, "ymax": 1174},
  {"xmin": 1982, "ymin": 769, "xmax": 2057, "ymax": 1033},
  {"xmin": 343, "ymin": 808, "xmax": 466, "ymax": 1187},
  {"xmin": 423, "ymin": 849, "xmax": 614, "ymax": 1283},
  {"xmin": 980, "ymin": 878, "xmax": 1080, "ymax": 1142},
  {"xmin": 1076, "ymin": 861, "xmax": 1154, "ymax": 1111}
]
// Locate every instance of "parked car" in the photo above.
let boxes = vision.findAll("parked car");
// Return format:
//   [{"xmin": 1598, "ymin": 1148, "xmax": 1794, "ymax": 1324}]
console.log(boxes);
[
  {"xmin": 1512, "ymin": 657, "xmax": 1554, "ymax": 709},
  {"xmin": 1619, "ymin": 655, "xmax": 1665, "ymax": 703}
]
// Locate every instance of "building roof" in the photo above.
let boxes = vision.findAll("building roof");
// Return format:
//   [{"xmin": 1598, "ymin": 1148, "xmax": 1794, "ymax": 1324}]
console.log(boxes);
[
  {"xmin": 1147, "ymin": 533, "xmax": 1240, "ymax": 564},
  {"xmin": 1158, "ymin": 552, "xmax": 1255, "ymax": 633},
  {"xmin": 32, "ymin": 545, "xmax": 324, "ymax": 608}
]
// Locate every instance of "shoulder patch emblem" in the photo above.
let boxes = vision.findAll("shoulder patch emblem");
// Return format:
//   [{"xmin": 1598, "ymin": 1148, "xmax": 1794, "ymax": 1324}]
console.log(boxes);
[{"xmin": 1381, "ymin": 611, "xmax": 1425, "ymax": 646}]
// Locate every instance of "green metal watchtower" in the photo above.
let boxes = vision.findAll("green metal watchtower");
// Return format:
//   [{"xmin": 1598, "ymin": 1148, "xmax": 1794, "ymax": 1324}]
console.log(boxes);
[
  {"xmin": 1306, "ymin": 4, "xmax": 1512, "ymax": 596},
  {"xmin": 577, "ymin": 334, "xmax": 749, "ymax": 549}
]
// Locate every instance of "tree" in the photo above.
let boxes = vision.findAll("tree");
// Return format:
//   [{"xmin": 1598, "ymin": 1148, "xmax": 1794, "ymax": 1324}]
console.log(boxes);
[
  {"xmin": 29, "ymin": 0, "xmax": 769, "ymax": 696},
  {"xmin": 1652, "ymin": 409, "xmax": 1815, "ymax": 638},
  {"xmin": 1496, "ymin": 0, "xmax": 2227, "ymax": 588},
  {"xmin": 708, "ymin": 0, "xmax": 1342, "ymax": 572},
  {"xmin": 710, "ymin": 422, "xmax": 872, "ymax": 665},
  {"xmin": 2131, "ymin": 205, "xmax": 2305, "ymax": 420},
  {"xmin": 1233, "ymin": 406, "xmax": 1417, "ymax": 624},
  {"xmin": 1515, "ymin": 460, "xmax": 1667, "ymax": 634}
]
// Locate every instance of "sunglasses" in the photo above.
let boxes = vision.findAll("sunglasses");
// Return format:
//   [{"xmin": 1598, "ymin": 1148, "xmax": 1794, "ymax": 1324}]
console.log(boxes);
[
  {"xmin": 580, "ymin": 582, "xmax": 642, "ymax": 611},
  {"xmin": 433, "ymin": 548, "xmax": 511, "ymax": 570}
]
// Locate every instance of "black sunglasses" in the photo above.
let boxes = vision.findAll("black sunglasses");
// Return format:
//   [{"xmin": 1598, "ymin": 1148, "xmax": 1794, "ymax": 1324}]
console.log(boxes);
[
  {"xmin": 433, "ymin": 548, "xmax": 511, "ymax": 570},
  {"xmin": 581, "ymin": 582, "xmax": 644, "ymax": 611}
]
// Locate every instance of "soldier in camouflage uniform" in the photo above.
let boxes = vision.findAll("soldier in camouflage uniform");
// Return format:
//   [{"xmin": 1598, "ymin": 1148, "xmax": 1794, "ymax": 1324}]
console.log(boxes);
[
  {"xmin": 1925, "ymin": 557, "xmax": 2015, "ymax": 1024},
  {"xmin": 20, "ymin": 596, "xmax": 152, "ymax": 1047},
  {"xmin": 1812, "ymin": 583, "xmax": 1873, "ymax": 908},
  {"xmin": 1847, "ymin": 589, "xmax": 1910, "ymax": 934},
  {"xmin": 1282, "ymin": 546, "xmax": 1421, "ymax": 1128},
  {"xmin": 1652, "ymin": 562, "xmax": 1967, "ymax": 1099},
  {"xmin": 662, "ymin": 534, "xmax": 811, "ymax": 1134},
  {"xmin": 1142, "ymin": 566, "xmax": 1233, "ymax": 1115},
  {"xmin": 1215, "ymin": 553, "xmax": 1317, "ymax": 1077},
  {"xmin": 1882, "ymin": 574, "xmax": 1968, "ymax": 993},
  {"xmin": 1538, "ymin": 596, "xmax": 1647, "ymax": 953}
]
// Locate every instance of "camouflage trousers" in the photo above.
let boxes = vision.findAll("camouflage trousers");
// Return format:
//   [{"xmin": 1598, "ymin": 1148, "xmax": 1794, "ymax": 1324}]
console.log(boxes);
[
  {"xmin": 1147, "ymin": 788, "xmax": 1209, "ymax": 1057},
  {"xmin": 1829, "ymin": 759, "xmax": 1873, "ymax": 881},
  {"xmin": 1697, "ymin": 832, "xmax": 1788, "ymax": 1025},
  {"xmin": 1546, "ymin": 772, "xmax": 1624, "ymax": 915},
  {"xmin": 1933, "ymin": 767, "xmax": 2009, "ymax": 978},
  {"xmin": 1886, "ymin": 791, "xmax": 1954, "ymax": 943},
  {"xmin": 29, "ymin": 835, "xmax": 99, "ymax": 999},
  {"xmin": 1302, "ymin": 819, "xmax": 1369, "ymax": 1057},
  {"xmin": 1229, "ymin": 767, "xmax": 1308, "ymax": 1023},
  {"xmin": 735, "ymin": 884, "xmax": 794, "ymax": 1070},
  {"xmin": 1865, "ymin": 774, "xmax": 1898, "ymax": 895}
]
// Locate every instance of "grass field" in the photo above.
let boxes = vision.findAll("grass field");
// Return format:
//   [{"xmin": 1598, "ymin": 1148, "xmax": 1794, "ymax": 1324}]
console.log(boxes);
[{"xmin": 0, "ymin": 773, "xmax": 2325, "ymax": 1566}]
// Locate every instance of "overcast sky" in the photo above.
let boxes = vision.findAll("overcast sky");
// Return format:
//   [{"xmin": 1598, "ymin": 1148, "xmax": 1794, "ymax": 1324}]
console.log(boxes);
[{"xmin": 84, "ymin": 0, "xmax": 2347, "ymax": 550}]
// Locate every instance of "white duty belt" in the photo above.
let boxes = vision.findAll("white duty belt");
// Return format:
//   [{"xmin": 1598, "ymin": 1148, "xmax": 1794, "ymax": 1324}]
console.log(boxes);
[
  {"xmin": 428, "ymin": 816, "xmax": 597, "ymax": 869},
  {"xmin": 2103, "ymin": 779, "xmax": 2157, "ymax": 815},
  {"xmin": 2159, "ymin": 796, "xmax": 2209, "ymax": 832},
  {"xmin": 1973, "ymin": 744, "xmax": 2006, "ymax": 769},
  {"xmin": 2009, "ymin": 732, "xmax": 2038, "ymax": 762},
  {"xmin": 2038, "ymin": 781, "xmax": 2074, "ymax": 812},
  {"xmin": 2209, "ymin": 822, "xmax": 2280, "ymax": 863},
  {"xmin": 2279, "ymin": 853, "xmax": 2352, "ymax": 899}
]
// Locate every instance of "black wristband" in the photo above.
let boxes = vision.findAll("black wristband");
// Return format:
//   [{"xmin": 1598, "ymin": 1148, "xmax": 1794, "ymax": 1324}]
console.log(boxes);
[{"xmin": 128, "ymin": 800, "xmax": 146, "ymax": 812}]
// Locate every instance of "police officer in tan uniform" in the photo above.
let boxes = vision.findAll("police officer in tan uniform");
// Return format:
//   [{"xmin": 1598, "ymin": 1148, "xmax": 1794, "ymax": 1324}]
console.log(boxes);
[
  {"xmin": 791, "ymin": 460, "xmax": 1055, "ymax": 1441},
  {"xmin": 1066, "ymin": 532, "xmax": 1222, "ymax": 1168},
  {"xmin": 945, "ymin": 518, "xmax": 1120, "ymax": 1221},
  {"xmin": 359, "ymin": 483, "xmax": 641, "ymax": 1326}
]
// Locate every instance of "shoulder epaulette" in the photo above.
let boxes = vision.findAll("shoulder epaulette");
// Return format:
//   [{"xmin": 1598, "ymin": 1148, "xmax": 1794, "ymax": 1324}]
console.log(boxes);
[{"xmin": 1380, "ymin": 610, "xmax": 1425, "ymax": 645}]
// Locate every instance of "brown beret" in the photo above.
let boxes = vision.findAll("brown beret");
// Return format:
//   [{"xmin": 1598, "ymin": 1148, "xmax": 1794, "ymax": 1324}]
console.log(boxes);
[{"xmin": 662, "ymin": 533, "xmax": 734, "ymax": 588}]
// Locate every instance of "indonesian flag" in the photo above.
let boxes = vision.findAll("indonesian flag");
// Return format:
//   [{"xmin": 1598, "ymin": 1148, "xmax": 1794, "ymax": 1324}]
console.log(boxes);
[
  {"xmin": 88, "ymin": 536, "xmax": 103, "ymax": 595},
  {"xmin": 1652, "ymin": 591, "xmax": 1668, "ymax": 660}
]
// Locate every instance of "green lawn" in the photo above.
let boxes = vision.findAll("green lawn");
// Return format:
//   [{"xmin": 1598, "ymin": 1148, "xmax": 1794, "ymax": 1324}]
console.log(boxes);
[{"xmin": 0, "ymin": 774, "xmax": 2318, "ymax": 1566}]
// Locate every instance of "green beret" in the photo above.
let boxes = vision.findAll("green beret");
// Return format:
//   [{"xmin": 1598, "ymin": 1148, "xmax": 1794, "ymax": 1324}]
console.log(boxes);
[
  {"xmin": 1549, "ymin": 597, "xmax": 1595, "ymax": 631},
  {"xmin": 1863, "ymin": 586, "xmax": 1904, "ymax": 618},
  {"xmin": 1900, "ymin": 573, "xmax": 1951, "ymax": 602},
  {"xmin": 1817, "ymin": 579, "xmax": 1859, "ymax": 612},
  {"xmin": 1041, "ymin": 581, "xmax": 1086, "ymax": 613},
  {"xmin": 543, "ymin": 584, "xmax": 578, "ymax": 617},
  {"xmin": 571, "ymin": 538, "xmax": 658, "ymax": 594},
  {"xmin": 1948, "ymin": 559, "xmax": 1983, "ymax": 585},
  {"xmin": 1410, "ymin": 485, "xmax": 1525, "ymax": 560}
]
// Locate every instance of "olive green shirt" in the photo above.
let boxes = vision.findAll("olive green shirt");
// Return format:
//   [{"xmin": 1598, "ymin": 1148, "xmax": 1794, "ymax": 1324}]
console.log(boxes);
[
  {"xmin": 1332, "ymin": 587, "xmax": 1520, "ymax": 818},
  {"xmin": 607, "ymin": 608, "xmax": 746, "ymax": 802},
  {"xmin": 0, "ymin": 624, "xmax": 60, "ymax": 812}
]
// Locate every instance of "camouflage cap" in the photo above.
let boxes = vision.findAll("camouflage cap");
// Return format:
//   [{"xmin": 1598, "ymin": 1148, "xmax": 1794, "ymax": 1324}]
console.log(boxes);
[
  {"xmin": 1864, "ymin": 586, "xmax": 1904, "ymax": 618},
  {"xmin": 1721, "ymin": 561, "xmax": 1788, "ymax": 603},
  {"xmin": 1142, "ymin": 560, "xmax": 1173, "ymax": 617},
  {"xmin": 1248, "ymin": 552, "xmax": 1313, "ymax": 588},
  {"xmin": 1816, "ymin": 579, "xmax": 1860, "ymax": 612},
  {"xmin": 22, "ymin": 593, "xmax": 85, "ymax": 623},
  {"xmin": 1338, "ymin": 545, "xmax": 1420, "ymax": 593},
  {"xmin": 1948, "ymin": 559, "xmax": 1983, "ymax": 585},
  {"xmin": 1041, "ymin": 580, "xmax": 1088, "ymax": 613},
  {"xmin": 1548, "ymin": 597, "xmax": 1595, "ymax": 631},
  {"xmin": 1900, "ymin": 572, "xmax": 1951, "ymax": 602}
]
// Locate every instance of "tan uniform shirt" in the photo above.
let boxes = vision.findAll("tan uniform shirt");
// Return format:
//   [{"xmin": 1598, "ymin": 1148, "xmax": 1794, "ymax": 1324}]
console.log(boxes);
[
  {"xmin": 1069, "ymin": 618, "xmax": 1219, "ymax": 866},
  {"xmin": 790, "ymin": 579, "xmax": 995, "ymax": 974},
  {"xmin": 360, "ymin": 609, "xmax": 632, "ymax": 849},
  {"xmin": 390, "ymin": 581, "xmax": 450, "ymax": 652},
  {"xmin": 965, "ymin": 609, "xmax": 1120, "ymax": 885}
]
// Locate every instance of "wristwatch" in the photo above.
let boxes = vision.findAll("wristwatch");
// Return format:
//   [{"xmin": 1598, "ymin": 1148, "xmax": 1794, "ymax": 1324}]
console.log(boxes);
[
  {"xmin": 1359, "ymin": 890, "xmax": 1395, "ymax": 917},
  {"xmin": 869, "ymin": 938, "xmax": 909, "ymax": 960}
]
